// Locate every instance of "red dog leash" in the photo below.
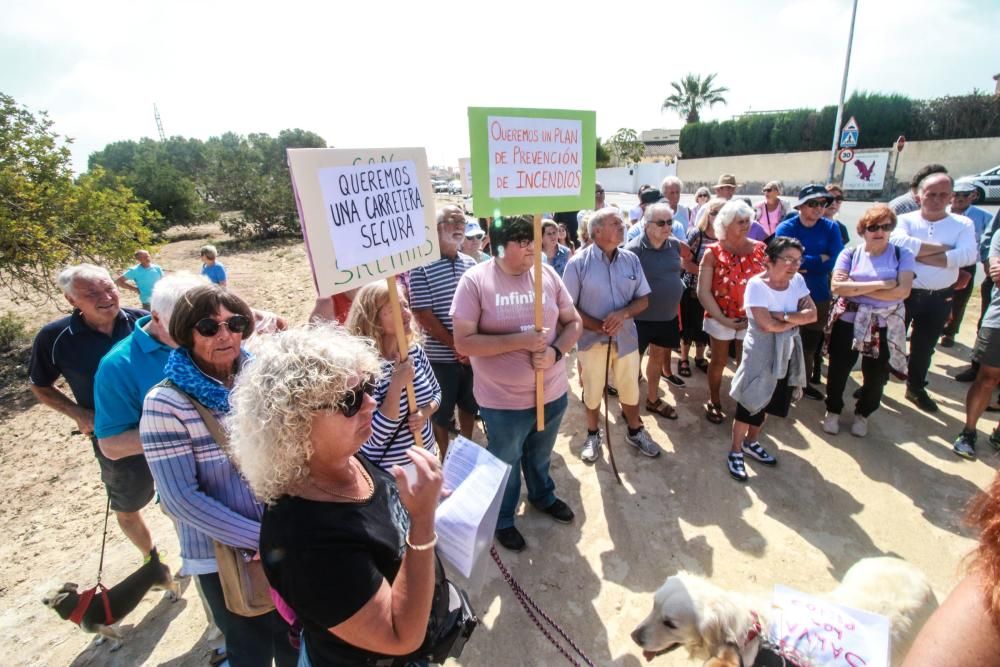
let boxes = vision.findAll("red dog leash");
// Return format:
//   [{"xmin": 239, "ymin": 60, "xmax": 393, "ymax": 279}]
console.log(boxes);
[{"xmin": 69, "ymin": 497, "xmax": 115, "ymax": 626}]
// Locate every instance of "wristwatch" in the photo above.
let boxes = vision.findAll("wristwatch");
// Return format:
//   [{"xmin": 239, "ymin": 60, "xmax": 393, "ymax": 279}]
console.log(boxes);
[
  {"xmin": 550, "ymin": 345, "xmax": 563, "ymax": 362},
  {"xmin": 782, "ymin": 312, "xmax": 790, "ymax": 322}
]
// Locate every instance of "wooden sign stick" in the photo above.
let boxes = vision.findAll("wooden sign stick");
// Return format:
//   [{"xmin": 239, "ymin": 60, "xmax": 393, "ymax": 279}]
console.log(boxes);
[
  {"xmin": 385, "ymin": 275, "xmax": 427, "ymax": 447},
  {"xmin": 533, "ymin": 213, "xmax": 545, "ymax": 431}
]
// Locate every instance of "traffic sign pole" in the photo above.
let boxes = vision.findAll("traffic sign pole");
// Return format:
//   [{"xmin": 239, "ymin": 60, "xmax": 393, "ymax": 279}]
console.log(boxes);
[{"xmin": 827, "ymin": 0, "xmax": 860, "ymax": 183}]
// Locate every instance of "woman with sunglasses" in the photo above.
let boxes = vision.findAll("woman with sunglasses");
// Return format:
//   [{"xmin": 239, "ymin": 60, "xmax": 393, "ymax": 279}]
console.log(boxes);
[
  {"xmin": 823, "ymin": 205, "xmax": 915, "ymax": 437},
  {"xmin": 345, "ymin": 281, "xmax": 441, "ymax": 467},
  {"xmin": 228, "ymin": 325, "xmax": 448, "ymax": 667},
  {"xmin": 754, "ymin": 181, "xmax": 788, "ymax": 239},
  {"xmin": 140, "ymin": 284, "xmax": 297, "ymax": 667}
]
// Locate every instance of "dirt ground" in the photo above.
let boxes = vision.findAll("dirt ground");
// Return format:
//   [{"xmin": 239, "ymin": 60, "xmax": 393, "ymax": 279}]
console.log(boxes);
[{"xmin": 1, "ymin": 198, "xmax": 996, "ymax": 666}]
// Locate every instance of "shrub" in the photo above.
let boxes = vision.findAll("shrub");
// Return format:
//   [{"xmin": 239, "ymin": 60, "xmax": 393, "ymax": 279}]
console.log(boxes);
[{"xmin": 0, "ymin": 312, "xmax": 27, "ymax": 352}]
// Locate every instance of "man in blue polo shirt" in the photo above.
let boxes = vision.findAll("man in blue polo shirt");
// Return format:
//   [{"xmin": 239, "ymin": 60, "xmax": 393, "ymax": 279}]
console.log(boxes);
[
  {"xmin": 775, "ymin": 185, "xmax": 845, "ymax": 401},
  {"xmin": 115, "ymin": 249, "xmax": 164, "ymax": 310},
  {"xmin": 29, "ymin": 264, "xmax": 152, "ymax": 556}
]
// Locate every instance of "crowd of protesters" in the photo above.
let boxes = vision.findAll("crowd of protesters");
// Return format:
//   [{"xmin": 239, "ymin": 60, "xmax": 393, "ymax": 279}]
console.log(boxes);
[{"xmin": 26, "ymin": 162, "xmax": 1000, "ymax": 665}]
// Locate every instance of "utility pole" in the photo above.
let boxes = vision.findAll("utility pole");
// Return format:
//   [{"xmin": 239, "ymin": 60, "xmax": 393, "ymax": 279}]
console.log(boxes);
[
  {"xmin": 827, "ymin": 0, "xmax": 859, "ymax": 184},
  {"xmin": 154, "ymin": 103, "xmax": 166, "ymax": 141}
]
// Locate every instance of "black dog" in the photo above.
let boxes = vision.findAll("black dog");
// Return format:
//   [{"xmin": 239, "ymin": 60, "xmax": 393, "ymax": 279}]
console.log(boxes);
[{"xmin": 42, "ymin": 547, "xmax": 179, "ymax": 650}]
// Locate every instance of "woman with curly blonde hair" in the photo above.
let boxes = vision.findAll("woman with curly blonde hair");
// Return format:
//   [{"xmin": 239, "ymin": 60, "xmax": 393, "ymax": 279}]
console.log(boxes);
[
  {"xmin": 345, "ymin": 281, "xmax": 441, "ymax": 466},
  {"xmin": 229, "ymin": 324, "xmax": 447, "ymax": 666},
  {"xmin": 903, "ymin": 471, "xmax": 1000, "ymax": 664}
]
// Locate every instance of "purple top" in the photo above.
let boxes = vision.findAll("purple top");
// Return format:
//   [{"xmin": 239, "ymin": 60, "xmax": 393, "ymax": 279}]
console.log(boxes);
[
  {"xmin": 834, "ymin": 245, "xmax": 917, "ymax": 323},
  {"xmin": 748, "ymin": 221, "xmax": 770, "ymax": 242}
]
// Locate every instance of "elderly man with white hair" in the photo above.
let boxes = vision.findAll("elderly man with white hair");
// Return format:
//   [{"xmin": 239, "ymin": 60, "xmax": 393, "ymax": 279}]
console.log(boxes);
[
  {"xmin": 660, "ymin": 176, "xmax": 690, "ymax": 229},
  {"xmin": 29, "ymin": 264, "xmax": 152, "ymax": 554},
  {"xmin": 563, "ymin": 207, "xmax": 663, "ymax": 461}
]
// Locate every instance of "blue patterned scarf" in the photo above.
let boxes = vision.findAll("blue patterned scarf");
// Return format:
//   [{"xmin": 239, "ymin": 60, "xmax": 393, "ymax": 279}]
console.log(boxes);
[{"xmin": 163, "ymin": 346, "xmax": 250, "ymax": 412}]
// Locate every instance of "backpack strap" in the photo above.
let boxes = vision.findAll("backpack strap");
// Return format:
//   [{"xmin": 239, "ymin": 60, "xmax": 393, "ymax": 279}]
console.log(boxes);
[{"xmin": 158, "ymin": 379, "xmax": 229, "ymax": 451}]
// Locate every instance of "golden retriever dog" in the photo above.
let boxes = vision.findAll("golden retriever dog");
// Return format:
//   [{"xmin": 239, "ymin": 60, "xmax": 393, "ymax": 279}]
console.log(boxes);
[{"xmin": 631, "ymin": 557, "xmax": 937, "ymax": 666}]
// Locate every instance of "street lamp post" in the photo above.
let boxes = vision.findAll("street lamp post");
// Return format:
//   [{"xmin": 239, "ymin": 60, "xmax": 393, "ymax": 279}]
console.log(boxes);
[{"xmin": 827, "ymin": 0, "xmax": 860, "ymax": 184}]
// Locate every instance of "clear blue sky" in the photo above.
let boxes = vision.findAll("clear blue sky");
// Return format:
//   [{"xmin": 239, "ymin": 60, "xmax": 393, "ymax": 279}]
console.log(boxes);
[{"xmin": 2, "ymin": 0, "xmax": 997, "ymax": 173}]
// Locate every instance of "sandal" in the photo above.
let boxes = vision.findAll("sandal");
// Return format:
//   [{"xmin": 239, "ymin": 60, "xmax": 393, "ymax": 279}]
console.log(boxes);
[
  {"xmin": 678, "ymin": 360, "xmax": 692, "ymax": 377},
  {"xmin": 645, "ymin": 399, "xmax": 678, "ymax": 420},
  {"xmin": 704, "ymin": 401, "xmax": 725, "ymax": 424},
  {"xmin": 695, "ymin": 358, "xmax": 709, "ymax": 373}
]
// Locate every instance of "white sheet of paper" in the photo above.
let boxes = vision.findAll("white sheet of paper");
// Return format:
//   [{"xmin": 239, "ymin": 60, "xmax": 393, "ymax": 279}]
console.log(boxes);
[
  {"xmin": 769, "ymin": 585, "xmax": 891, "ymax": 667},
  {"xmin": 487, "ymin": 116, "xmax": 583, "ymax": 198},
  {"xmin": 434, "ymin": 436, "xmax": 511, "ymax": 578},
  {"xmin": 315, "ymin": 159, "xmax": 427, "ymax": 266}
]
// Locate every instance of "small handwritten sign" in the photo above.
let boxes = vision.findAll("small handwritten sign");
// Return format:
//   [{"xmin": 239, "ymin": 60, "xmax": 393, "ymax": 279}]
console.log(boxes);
[
  {"xmin": 769, "ymin": 585, "xmax": 891, "ymax": 667},
  {"xmin": 468, "ymin": 107, "xmax": 595, "ymax": 217},
  {"xmin": 288, "ymin": 147, "xmax": 440, "ymax": 296}
]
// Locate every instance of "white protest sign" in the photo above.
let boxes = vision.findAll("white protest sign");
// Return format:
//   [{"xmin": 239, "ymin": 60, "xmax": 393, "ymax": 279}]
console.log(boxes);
[
  {"xmin": 842, "ymin": 151, "xmax": 890, "ymax": 192},
  {"xmin": 769, "ymin": 585, "xmax": 891, "ymax": 667},
  {"xmin": 458, "ymin": 157, "xmax": 472, "ymax": 195},
  {"xmin": 487, "ymin": 115, "xmax": 583, "ymax": 197},
  {"xmin": 288, "ymin": 148, "xmax": 440, "ymax": 296}
]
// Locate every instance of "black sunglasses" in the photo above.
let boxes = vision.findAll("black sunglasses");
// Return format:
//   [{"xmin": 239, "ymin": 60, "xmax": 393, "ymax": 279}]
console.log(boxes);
[
  {"xmin": 193, "ymin": 314, "xmax": 251, "ymax": 337},
  {"xmin": 865, "ymin": 223, "xmax": 895, "ymax": 233},
  {"xmin": 650, "ymin": 219, "xmax": 671, "ymax": 227},
  {"xmin": 322, "ymin": 380, "xmax": 376, "ymax": 417},
  {"xmin": 803, "ymin": 199, "xmax": 830, "ymax": 209}
]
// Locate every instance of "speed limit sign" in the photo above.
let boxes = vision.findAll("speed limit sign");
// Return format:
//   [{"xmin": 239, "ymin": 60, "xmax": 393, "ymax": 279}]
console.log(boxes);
[{"xmin": 838, "ymin": 148, "xmax": 855, "ymax": 163}]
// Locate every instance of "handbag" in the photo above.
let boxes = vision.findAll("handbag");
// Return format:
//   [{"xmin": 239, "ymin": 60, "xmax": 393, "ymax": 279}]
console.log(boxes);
[{"xmin": 158, "ymin": 379, "xmax": 277, "ymax": 618}]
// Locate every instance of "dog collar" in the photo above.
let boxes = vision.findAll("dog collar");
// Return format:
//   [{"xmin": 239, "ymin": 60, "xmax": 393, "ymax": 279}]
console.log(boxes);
[{"xmin": 745, "ymin": 610, "xmax": 763, "ymax": 644}]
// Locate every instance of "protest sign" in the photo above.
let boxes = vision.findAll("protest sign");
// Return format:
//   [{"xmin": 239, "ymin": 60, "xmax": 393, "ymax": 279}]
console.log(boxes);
[
  {"xmin": 769, "ymin": 585, "xmax": 891, "ymax": 667},
  {"xmin": 288, "ymin": 147, "xmax": 440, "ymax": 297},
  {"xmin": 467, "ymin": 107, "xmax": 596, "ymax": 217},
  {"xmin": 468, "ymin": 107, "xmax": 595, "ymax": 429},
  {"xmin": 458, "ymin": 157, "xmax": 472, "ymax": 195}
]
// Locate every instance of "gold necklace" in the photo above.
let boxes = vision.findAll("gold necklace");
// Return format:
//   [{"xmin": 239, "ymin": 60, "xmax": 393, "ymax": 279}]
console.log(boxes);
[{"xmin": 307, "ymin": 460, "xmax": 374, "ymax": 502}]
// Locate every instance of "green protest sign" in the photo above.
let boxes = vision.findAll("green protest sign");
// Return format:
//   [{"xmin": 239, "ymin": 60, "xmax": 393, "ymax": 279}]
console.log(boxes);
[{"xmin": 467, "ymin": 107, "xmax": 596, "ymax": 217}]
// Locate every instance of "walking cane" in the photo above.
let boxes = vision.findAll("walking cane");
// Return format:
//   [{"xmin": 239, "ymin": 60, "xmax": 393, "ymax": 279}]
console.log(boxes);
[{"xmin": 602, "ymin": 335, "xmax": 622, "ymax": 485}]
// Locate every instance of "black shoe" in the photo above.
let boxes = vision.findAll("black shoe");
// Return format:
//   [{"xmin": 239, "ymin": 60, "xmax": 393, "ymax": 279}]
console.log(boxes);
[
  {"xmin": 803, "ymin": 385, "xmax": 824, "ymax": 401},
  {"xmin": 606, "ymin": 385, "xmax": 618, "ymax": 397},
  {"xmin": 955, "ymin": 365, "xmax": 978, "ymax": 382},
  {"xmin": 905, "ymin": 388, "xmax": 938, "ymax": 413},
  {"xmin": 539, "ymin": 498, "xmax": 574, "ymax": 524},
  {"xmin": 939, "ymin": 335, "xmax": 955, "ymax": 348},
  {"xmin": 496, "ymin": 526, "xmax": 526, "ymax": 551},
  {"xmin": 852, "ymin": 386, "xmax": 863, "ymax": 399}
]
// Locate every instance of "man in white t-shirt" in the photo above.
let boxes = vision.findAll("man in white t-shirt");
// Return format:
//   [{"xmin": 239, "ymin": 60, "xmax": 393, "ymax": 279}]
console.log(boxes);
[
  {"xmin": 890, "ymin": 172, "xmax": 977, "ymax": 412},
  {"xmin": 660, "ymin": 176, "xmax": 690, "ymax": 230}
]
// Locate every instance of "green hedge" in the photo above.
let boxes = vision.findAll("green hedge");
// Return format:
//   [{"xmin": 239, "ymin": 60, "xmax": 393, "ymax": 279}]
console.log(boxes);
[{"xmin": 679, "ymin": 91, "xmax": 1000, "ymax": 158}]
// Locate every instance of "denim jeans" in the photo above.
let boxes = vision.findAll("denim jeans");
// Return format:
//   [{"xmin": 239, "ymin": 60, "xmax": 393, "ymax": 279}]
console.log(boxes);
[
  {"xmin": 479, "ymin": 393, "xmax": 568, "ymax": 531},
  {"xmin": 298, "ymin": 636, "xmax": 428, "ymax": 667},
  {"xmin": 198, "ymin": 572, "xmax": 298, "ymax": 667}
]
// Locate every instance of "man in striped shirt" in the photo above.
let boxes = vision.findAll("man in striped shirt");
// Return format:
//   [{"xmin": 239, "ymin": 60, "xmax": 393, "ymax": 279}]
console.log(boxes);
[{"xmin": 409, "ymin": 204, "xmax": 480, "ymax": 454}]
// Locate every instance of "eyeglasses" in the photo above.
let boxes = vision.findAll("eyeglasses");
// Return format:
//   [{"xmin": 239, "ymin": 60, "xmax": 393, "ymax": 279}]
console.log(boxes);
[
  {"xmin": 193, "ymin": 314, "xmax": 251, "ymax": 337},
  {"xmin": 319, "ymin": 379, "xmax": 376, "ymax": 417},
  {"xmin": 802, "ymin": 199, "xmax": 829, "ymax": 209},
  {"xmin": 952, "ymin": 192, "xmax": 974, "ymax": 198},
  {"xmin": 775, "ymin": 255, "xmax": 803, "ymax": 266},
  {"xmin": 829, "ymin": 197, "xmax": 844, "ymax": 203},
  {"xmin": 865, "ymin": 223, "xmax": 896, "ymax": 233},
  {"xmin": 650, "ymin": 219, "xmax": 672, "ymax": 227},
  {"xmin": 763, "ymin": 188, "xmax": 775, "ymax": 193},
  {"xmin": 595, "ymin": 189, "xmax": 605, "ymax": 195},
  {"xmin": 510, "ymin": 238, "xmax": 533, "ymax": 248}
]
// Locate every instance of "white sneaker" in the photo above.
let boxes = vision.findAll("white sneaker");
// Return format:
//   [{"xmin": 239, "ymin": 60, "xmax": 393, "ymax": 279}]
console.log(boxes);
[
  {"xmin": 581, "ymin": 431, "xmax": 602, "ymax": 463},
  {"xmin": 850, "ymin": 414, "xmax": 868, "ymax": 437},
  {"xmin": 821, "ymin": 411, "xmax": 840, "ymax": 435}
]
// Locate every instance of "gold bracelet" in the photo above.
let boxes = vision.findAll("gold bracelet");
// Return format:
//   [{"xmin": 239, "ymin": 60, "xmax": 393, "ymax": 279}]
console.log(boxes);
[{"xmin": 406, "ymin": 532, "xmax": 438, "ymax": 551}]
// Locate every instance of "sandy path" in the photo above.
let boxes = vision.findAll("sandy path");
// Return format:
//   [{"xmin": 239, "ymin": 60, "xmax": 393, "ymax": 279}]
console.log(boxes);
[{"xmin": 0, "ymin": 206, "xmax": 995, "ymax": 666}]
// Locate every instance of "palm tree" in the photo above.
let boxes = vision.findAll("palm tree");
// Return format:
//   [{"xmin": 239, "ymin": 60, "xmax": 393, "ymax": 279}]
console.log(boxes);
[{"xmin": 661, "ymin": 73, "xmax": 729, "ymax": 124}]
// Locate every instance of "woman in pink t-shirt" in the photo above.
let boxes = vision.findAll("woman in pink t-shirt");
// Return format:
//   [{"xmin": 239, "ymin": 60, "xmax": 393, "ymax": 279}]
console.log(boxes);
[
  {"xmin": 754, "ymin": 181, "xmax": 788, "ymax": 239},
  {"xmin": 450, "ymin": 215, "xmax": 582, "ymax": 553}
]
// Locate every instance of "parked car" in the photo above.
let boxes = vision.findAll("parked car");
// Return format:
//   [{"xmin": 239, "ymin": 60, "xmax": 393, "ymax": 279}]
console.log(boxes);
[
  {"xmin": 432, "ymin": 180, "xmax": 449, "ymax": 193},
  {"xmin": 957, "ymin": 165, "xmax": 1000, "ymax": 203},
  {"xmin": 448, "ymin": 180, "xmax": 463, "ymax": 195}
]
